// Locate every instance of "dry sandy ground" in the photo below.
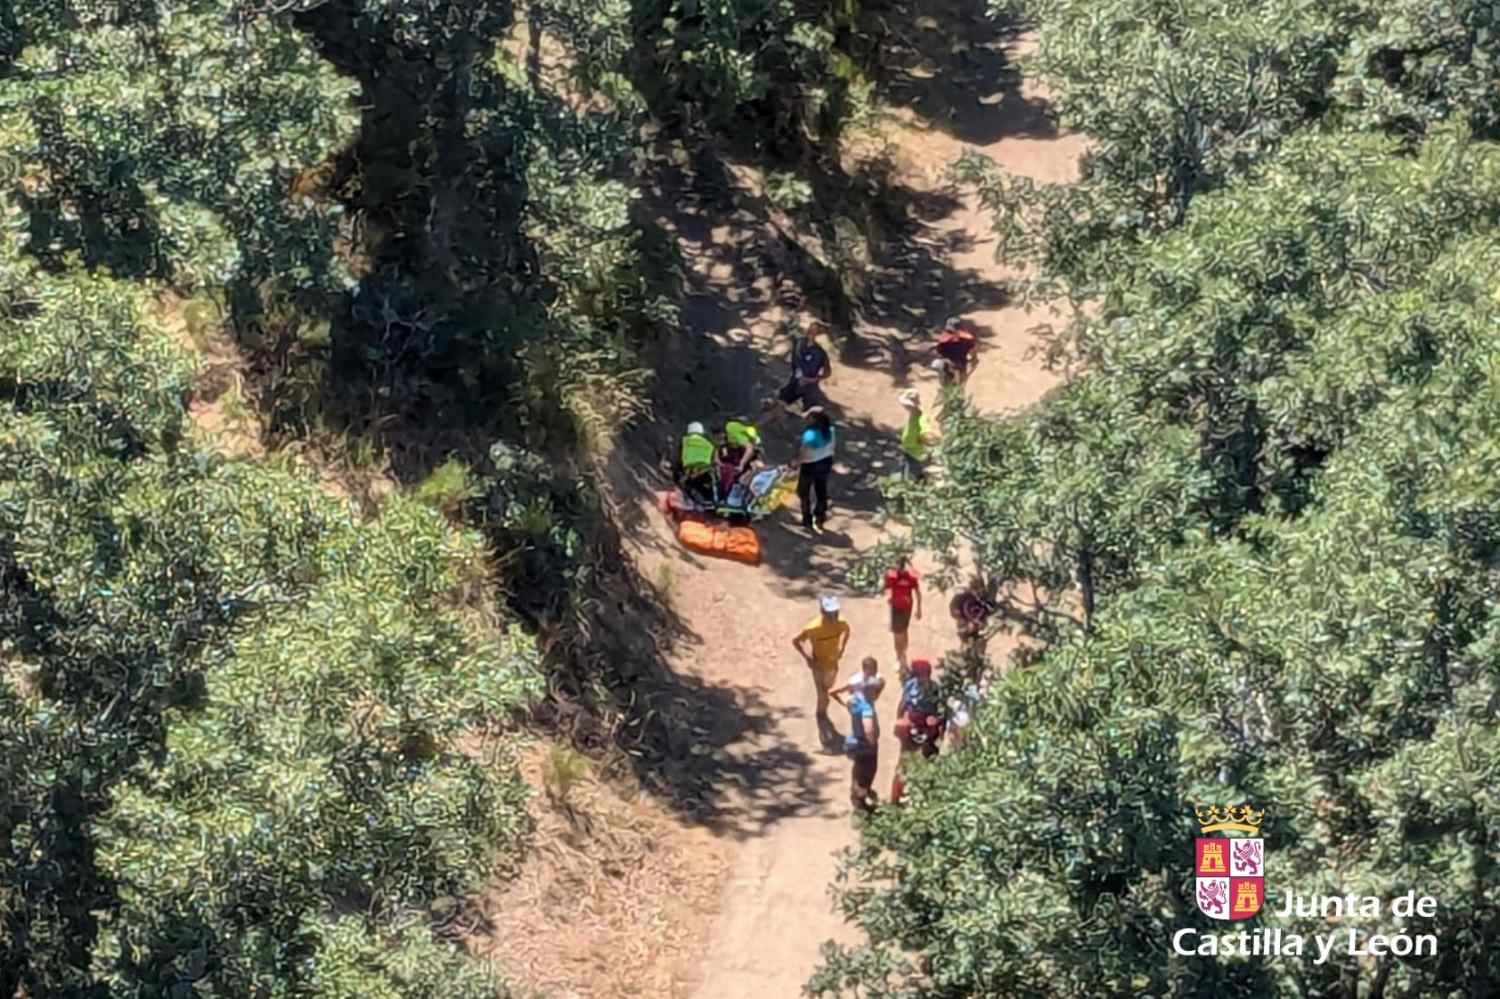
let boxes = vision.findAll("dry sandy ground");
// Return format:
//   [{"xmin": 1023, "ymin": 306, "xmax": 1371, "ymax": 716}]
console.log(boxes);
[
  {"xmin": 480, "ymin": 12, "xmax": 1088, "ymax": 998},
  {"xmin": 625, "ymin": 29, "xmax": 1088, "ymax": 999}
]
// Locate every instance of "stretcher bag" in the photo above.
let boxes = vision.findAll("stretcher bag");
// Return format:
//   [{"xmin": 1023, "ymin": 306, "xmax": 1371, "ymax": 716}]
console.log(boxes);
[{"xmin": 677, "ymin": 518, "xmax": 762, "ymax": 566}]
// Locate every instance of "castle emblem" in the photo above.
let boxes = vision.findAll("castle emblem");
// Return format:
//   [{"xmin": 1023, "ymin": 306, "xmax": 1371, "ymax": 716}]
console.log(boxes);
[{"xmin": 1194, "ymin": 804, "xmax": 1265, "ymax": 921}]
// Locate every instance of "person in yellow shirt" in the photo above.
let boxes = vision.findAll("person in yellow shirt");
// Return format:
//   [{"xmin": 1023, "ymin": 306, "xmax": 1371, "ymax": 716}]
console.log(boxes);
[
  {"xmin": 898, "ymin": 389, "xmax": 930, "ymax": 481},
  {"xmin": 792, "ymin": 595, "xmax": 851, "ymax": 746}
]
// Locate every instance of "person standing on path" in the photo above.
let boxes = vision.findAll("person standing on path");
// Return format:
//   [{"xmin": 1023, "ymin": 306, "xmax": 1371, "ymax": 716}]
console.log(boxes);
[
  {"xmin": 791, "ymin": 595, "xmax": 851, "ymax": 746},
  {"xmin": 837, "ymin": 670, "xmax": 885, "ymax": 815},
  {"xmin": 796, "ymin": 407, "xmax": 836, "ymax": 534},
  {"xmin": 830, "ymin": 655, "xmax": 881, "ymax": 704},
  {"xmin": 890, "ymin": 659, "xmax": 942, "ymax": 805},
  {"xmin": 897, "ymin": 389, "xmax": 931, "ymax": 482},
  {"xmin": 776, "ymin": 321, "xmax": 833, "ymax": 416},
  {"xmin": 884, "ymin": 556, "xmax": 922, "ymax": 672}
]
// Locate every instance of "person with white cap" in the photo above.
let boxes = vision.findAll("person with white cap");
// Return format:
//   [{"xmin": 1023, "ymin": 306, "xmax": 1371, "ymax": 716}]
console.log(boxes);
[
  {"xmin": 791, "ymin": 593, "xmax": 851, "ymax": 746},
  {"xmin": 676, "ymin": 420, "xmax": 718, "ymax": 505},
  {"xmin": 898, "ymin": 389, "xmax": 930, "ymax": 482}
]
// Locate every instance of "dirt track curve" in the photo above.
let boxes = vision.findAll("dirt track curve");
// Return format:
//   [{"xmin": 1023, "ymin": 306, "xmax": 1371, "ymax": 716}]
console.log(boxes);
[{"xmin": 621, "ymin": 21, "xmax": 1086, "ymax": 998}]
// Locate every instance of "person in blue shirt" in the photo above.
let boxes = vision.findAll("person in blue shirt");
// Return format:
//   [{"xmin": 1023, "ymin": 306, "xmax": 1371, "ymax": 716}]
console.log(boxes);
[
  {"xmin": 837, "ymin": 668, "xmax": 885, "ymax": 815},
  {"xmin": 778, "ymin": 322, "xmax": 832, "ymax": 410},
  {"xmin": 796, "ymin": 407, "xmax": 836, "ymax": 534},
  {"xmin": 891, "ymin": 658, "xmax": 943, "ymax": 805}
]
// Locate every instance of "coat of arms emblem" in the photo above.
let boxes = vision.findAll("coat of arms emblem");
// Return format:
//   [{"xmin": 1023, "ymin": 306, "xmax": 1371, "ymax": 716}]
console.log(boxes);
[{"xmin": 1193, "ymin": 804, "xmax": 1265, "ymax": 921}]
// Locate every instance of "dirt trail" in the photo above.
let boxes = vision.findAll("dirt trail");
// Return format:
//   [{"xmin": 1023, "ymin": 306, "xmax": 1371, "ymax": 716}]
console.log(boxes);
[{"xmin": 617, "ymin": 23, "xmax": 1087, "ymax": 998}]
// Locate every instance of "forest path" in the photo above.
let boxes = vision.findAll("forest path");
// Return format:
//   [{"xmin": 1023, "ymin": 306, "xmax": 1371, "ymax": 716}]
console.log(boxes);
[{"xmin": 616, "ymin": 15, "xmax": 1086, "ymax": 998}]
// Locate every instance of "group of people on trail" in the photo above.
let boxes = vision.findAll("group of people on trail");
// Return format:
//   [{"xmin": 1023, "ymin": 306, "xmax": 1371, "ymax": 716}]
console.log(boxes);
[
  {"xmin": 790, "ymin": 557, "xmax": 995, "ymax": 816},
  {"xmin": 675, "ymin": 417, "xmax": 766, "ymax": 508},
  {"xmin": 670, "ymin": 309, "xmax": 994, "ymax": 817},
  {"xmin": 672, "ymin": 315, "xmax": 979, "ymax": 533},
  {"xmin": 767, "ymin": 321, "xmax": 837, "ymax": 533}
]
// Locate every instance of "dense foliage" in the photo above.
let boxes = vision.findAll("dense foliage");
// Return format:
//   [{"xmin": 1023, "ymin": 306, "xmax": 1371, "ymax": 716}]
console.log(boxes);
[
  {"xmin": 0, "ymin": 0, "xmax": 675, "ymax": 993},
  {"xmin": 0, "ymin": 248, "xmax": 539, "ymax": 994},
  {"xmin": 630, "ymin": 0, "xmax": 872, "ymax": 158},
  {"xmin": 819, "ymin": 1, "xmax": 1500, "ymax": 996}
]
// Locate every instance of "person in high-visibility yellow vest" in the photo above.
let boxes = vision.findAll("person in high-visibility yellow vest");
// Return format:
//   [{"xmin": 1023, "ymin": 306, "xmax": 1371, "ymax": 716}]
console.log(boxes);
[
  {"xmin": 714, "ymin": 417, "xmax": 763, "ymax": 493},
  {"xmin": 898, "ymin": 389, "xmax": 931, "ymax": 482},
  {"xmin": 678, "ymin": 421, "xmax": 718, "ymax": 504}
]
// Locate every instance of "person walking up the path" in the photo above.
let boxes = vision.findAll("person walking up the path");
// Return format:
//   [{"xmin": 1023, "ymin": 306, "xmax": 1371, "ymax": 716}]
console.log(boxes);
[
  {"xmin": 933, "ymin": 317, "xmax": 979, "ymax": 388},
  {"xmin": 897, "ymin": 389, "xmax": 930, "ymax": 482},
  {"xmin": 796, "ymin": 407, "xmax": 836, "ymax": 534},
  {"xmin": 792, "ymin": 595, "xmax": 850, "ymax": 746},
  {"xmin": 884, "ymin": 556, "xmax": 922, "ymax": 672},
  {"xmin": 890, "ymin": 658, "xmax": 943, "ymax": 805},
  {"xmin": 836, "ymin": 668, "xmax": 885, "ymax": 815}
]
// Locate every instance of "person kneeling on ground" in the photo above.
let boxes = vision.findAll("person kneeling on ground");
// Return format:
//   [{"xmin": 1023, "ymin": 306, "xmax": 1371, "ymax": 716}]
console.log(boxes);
[
  {"xmin": 890, "ymin": 658, "xmax": 943, "ymax": 805},
  {"xmin": 677, "ymin": 421, "xmax": 719, "ymax": 506},
  {"xmin": 834, "ymin": 662, "xmax": 885, "ymax": 816},
  {"xmin": 714, "ymin": 417, "xmax": 763, "ymax": 495}
]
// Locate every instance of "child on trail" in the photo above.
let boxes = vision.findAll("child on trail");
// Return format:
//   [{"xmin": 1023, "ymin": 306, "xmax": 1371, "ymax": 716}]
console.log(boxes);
[
  {"xmin": 897, "ymin": 389, "xmax": 931, "ymax": 482},
  {"xmin": 792, "ymin": 595, "xmax": 851, "ymax": 747},
  {"xmin": 884, "ymin": 555, "xmax": 921, "ymax": 672},
  {"xmin": 796, "ymin": 407, "xmax": 836, "ymax": 534},
  {"xmin": 831, "ymin": 655, "xmax": 881, "ymax": 704},
  {"xmin": 933, "ymin": 317, "xmax": 979, "ymax": 387},
  {"xmin": 834, "ymin": 664, "xmax": 885, "ymax": 815},
  {"xmin": 890, "ymin": 658, "xmax": 943, "ymax": 805}
]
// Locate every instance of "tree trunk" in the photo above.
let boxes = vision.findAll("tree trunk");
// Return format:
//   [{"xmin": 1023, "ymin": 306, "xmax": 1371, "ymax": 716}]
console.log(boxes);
[{"xmin": 1078, "ymin": 547, "xmax": 1096, "ymax": 634}]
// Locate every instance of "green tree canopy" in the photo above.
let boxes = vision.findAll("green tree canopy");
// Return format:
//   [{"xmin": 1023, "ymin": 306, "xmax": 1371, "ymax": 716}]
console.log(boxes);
[
  {"xmin": 0, "ymin": 247, "xmax": 540, "ymax": 995},
  {"xmin": 821, "ymin": 1, "xmax": 1500, "ymax": 993}
]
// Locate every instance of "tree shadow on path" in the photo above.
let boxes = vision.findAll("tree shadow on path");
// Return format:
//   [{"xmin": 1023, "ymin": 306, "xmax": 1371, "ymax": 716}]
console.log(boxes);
[
  {"xmin": 598, "ymin": 25, "xmax": 1064, "ymax": 831},
  {"xmin": 861, "ymin": 0, "xmax": 1056, "ymax": 146}
]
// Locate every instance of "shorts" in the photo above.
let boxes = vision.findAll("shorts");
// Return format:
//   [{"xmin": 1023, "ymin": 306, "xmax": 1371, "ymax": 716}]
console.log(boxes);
[
  {"xmin": 778, "ymin": 377, "xmax": 823, "ymax": 408},
  {"xmin": 902, "ymin": 453, "xmax": 926, "ymax": 481},
  {"xmin": 890, "ymin": 605, "xmax": 912, "ymax": 633},
  {"xmin": 812, "ymin": 662, "xmax": 839, "ymax": 692},
  {"xmin": 850, "ymin": 749, "xmax": 878, "ymax": 788}
]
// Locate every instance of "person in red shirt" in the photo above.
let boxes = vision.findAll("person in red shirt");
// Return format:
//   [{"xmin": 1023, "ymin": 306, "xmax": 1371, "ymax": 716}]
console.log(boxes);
[
  {"xmin": 883, "ymin": 556, "xmax": 922, "ymax": 672},
  {"xmin": 933, "ymin": 317, "xmax": 979, "ymax": 387}
]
